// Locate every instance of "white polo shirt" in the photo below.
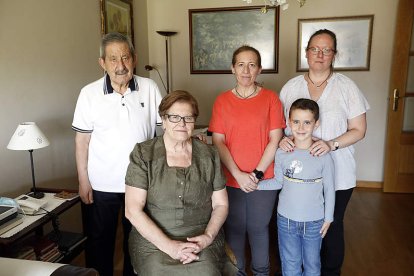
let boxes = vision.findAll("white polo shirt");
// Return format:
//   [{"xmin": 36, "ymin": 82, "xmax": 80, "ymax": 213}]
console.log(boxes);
[{"xmin": 72, "ymin": 74, "xmax": 162, "ymax": 193}]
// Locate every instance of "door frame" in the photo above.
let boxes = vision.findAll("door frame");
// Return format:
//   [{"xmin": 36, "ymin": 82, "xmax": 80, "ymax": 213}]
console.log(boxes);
[{"xmin": 383, "ymin": 0, "xmax": 414, "ymax": 192}]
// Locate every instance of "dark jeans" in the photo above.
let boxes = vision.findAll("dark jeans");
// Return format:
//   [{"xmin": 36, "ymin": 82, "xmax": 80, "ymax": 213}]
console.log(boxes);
[
  {"xmin": 225, "ymin": 187, "xmax": 278, "ymax": 276},
  {"xmin": 83, "ymin": 190, "xmax": 136, "ymax": 276},
  {"xmin": 321, "ymin": 188, "xmax": 354, "ymax": 276}
]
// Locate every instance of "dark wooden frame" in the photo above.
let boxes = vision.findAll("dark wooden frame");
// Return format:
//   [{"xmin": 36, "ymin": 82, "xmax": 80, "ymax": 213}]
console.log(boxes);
[
  {"xmin": 100, "ymin": 0, "xmax": 134, "ymax": 43},
  {"xmin": 189, "ymin": 6, "xmax": 279, "ymax": 74},
  {"xmin": 297, "ymin": 15, "xmax": 374, "ymax": 71}
]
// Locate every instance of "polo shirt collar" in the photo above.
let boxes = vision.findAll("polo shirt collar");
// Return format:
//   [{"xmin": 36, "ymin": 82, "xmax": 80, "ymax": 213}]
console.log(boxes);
[{"xmin": 103, "ymin": 73, "xmax": 138, "ymax": 94}]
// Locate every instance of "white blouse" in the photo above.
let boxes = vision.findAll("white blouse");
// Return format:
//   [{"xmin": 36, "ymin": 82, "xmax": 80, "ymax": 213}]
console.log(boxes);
[{"xmin": 280, "ymin": 73, "xmax": 370, "ymax": 190}]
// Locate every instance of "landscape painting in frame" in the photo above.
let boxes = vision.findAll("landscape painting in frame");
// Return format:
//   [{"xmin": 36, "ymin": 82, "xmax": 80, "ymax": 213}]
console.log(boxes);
[{"xmin": 189, "ymin": 6, "xmax": 279, "ymax": 74}]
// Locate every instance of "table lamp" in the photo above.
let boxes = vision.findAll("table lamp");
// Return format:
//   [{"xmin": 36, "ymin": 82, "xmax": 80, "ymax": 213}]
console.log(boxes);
[{"xmin": 7, "ymin": 122, "xmax": 50, "ymax": 199}]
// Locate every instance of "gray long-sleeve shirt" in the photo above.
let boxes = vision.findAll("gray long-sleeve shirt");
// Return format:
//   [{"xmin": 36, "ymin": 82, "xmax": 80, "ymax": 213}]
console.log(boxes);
[{"xmin": 259, "ymin": 149, "xmax": 335, "ymax": 222}]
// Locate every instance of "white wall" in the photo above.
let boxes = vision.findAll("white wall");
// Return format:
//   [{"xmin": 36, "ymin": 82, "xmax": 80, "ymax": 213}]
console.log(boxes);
[
  {"xmin": 0, "ymin": 0, "xmax": 149, "ymax": 198},
  {"xmin": 133, "ymin": 0, "xmax": 150, "ymax": 77},
  {"xmin": 0, "ymin": 0, "xmax": 103, "ymax": 196},
  {"xmin": 0, "ymin": 0, "xmax": 399, "ymax": 198},
  {"xmin": 146, "ymin": 0, "xmax": 399, "ymax": 183}
]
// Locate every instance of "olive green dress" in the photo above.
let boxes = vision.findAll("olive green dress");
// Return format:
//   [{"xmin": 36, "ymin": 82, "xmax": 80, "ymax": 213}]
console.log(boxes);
[{"xmin": 125, "ymin": 137, "xmax": 228, "ymax": 276}]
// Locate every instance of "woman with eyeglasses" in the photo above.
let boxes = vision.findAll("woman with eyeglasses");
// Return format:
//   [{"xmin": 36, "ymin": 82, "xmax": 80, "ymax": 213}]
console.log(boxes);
[
  {"xmin": 124, "ymin": 90, "xmax": 236, "ymax": 275},
  {"xmin": 209, "ymin": 45, "xmax": 285, "ymax": 275},
  {"xmin": 279, "ymin": 29, "xmax": 370, "ymax": 275}
]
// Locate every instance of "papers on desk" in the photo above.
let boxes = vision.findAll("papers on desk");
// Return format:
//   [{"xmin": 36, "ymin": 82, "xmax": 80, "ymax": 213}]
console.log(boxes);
[
  {"xmin": 0, "ymin": 214, "xmax": 24, "ymax": 236},
  {"xmin": 0, "ymin": 193, "xmax": 66, "ymax": 238}
]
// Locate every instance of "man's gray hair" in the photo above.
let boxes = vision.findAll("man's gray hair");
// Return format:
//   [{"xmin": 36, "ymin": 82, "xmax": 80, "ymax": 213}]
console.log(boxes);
[{"xmin": 100, "ymin": 32, "xmax": 135, "ymax": 59}]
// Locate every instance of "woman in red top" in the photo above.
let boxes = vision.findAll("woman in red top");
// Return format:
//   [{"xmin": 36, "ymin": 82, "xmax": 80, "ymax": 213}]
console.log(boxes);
[{"xmin": 209, "ymin": 45, "xmax": 285, "ymax": 275}]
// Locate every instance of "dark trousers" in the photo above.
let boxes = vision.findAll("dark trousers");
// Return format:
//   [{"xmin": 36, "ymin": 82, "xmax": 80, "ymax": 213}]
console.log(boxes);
[
  {"xmin": 83, "ymin": 190, "xmax": 136, "ymax": 276},
  {"xmin": 321, "ymin": 188, "xmax": 354, "ymax": 276},
  {"xmin": 225, "ymin": 187, "xmax": 278, "ymax": 276},
  {"xmin": 270, "ymin": 191, "xmax": 281, "ymax": 273}
]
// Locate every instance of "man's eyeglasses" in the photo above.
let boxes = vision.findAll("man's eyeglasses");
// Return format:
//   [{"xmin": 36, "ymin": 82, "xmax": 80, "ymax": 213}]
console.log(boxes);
[
  {"xmin": 307, "ymin": 47, "xmax": 335, "ymax": 56},
  {"xmin": 165, "ymin": 114, "xmax": 196, "ymax": 123}
]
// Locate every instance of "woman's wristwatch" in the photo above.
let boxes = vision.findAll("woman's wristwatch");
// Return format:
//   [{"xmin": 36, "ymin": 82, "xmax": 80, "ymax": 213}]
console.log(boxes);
[
  {"xmin": 332, "ymin": 140, "xmax": 339, "ymax": 151},
  {"xmin": 253, "ymin": 169, "xmax": 264, "ymax": 180}
]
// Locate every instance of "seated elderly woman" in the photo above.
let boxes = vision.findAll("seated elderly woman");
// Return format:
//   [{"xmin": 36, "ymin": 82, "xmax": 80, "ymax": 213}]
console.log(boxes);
[{"xmin": 125, "ymin": 90, "xmax": 232, "ymax": 276}]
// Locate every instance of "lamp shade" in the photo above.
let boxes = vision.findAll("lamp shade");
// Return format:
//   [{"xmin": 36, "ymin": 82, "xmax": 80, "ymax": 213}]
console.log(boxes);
[{"xmin": 7, "ymin": 122, "xmax": 50, "ymax": 150}]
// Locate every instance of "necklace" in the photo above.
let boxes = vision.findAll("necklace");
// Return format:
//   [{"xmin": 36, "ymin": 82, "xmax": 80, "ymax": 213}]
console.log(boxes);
[
  {"xmin": 234, "ymin": 85, "xmax": 257, "ymax": 99},
  {"xmin": 307, "ymin": 71, "xmax": 332, "ymax": 89}
]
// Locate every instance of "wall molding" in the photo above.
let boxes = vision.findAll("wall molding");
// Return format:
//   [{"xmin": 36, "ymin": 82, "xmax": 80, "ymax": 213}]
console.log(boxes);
[{"xmin": 356, "ymin": 181, "xmax": 383, "ymax": 189}]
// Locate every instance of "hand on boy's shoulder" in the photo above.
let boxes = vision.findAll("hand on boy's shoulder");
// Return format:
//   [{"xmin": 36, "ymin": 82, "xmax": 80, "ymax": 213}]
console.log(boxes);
[{"xmin": 309, "ymin": 138, "xmax": 331, "ymax": 157}]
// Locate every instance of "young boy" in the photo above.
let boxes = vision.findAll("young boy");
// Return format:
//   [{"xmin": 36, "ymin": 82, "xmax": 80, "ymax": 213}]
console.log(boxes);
[{"xmin": 259, "ymin": 98, "xmax": 335, "ymax": 275}]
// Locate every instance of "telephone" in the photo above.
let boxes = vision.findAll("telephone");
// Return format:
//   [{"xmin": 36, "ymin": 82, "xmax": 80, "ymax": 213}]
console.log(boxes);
[{"xmin": 15, "ymin": 194, "xmax": 47, "ymax": 215}]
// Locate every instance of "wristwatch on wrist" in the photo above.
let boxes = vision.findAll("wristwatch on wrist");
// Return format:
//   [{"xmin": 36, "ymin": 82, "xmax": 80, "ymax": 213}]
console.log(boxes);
[
  {"xmin": 332, "ymin": 140, "xmax": 339, "ymax": 151},
  {"xmin": 253, "ymin": 169, "xmax": 264, "ymax": 180}
]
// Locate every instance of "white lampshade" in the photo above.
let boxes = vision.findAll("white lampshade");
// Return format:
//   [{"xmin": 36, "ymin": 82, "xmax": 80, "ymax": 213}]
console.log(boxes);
[{"xmin": 7, "ymin": 122, "xmax": 50, "ymax": 150}]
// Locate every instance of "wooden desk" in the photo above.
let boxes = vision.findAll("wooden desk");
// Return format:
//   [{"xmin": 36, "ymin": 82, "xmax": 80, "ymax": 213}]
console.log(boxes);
[{"xmin": 0, "ymin": 188, "xmax": 84, "ymax": 263}]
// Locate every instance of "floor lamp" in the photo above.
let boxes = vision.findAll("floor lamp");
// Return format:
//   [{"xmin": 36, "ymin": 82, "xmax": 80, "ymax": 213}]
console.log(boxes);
[
  {"xmin": 7, "ymin": 122, "xmax": 50, "ymax": 199},
  {"xmin": 144, "ymin": 65, "xmax": 167, "ymax": 92},
  {"xmin": 156, "ymin": 31, "xmax": 177, "ymax": 93}
]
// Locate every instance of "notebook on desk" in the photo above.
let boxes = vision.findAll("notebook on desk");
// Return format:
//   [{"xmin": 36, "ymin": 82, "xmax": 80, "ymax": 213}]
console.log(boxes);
[
  {"xmin": 0, "ymin": 214, "xmax": 24, "ymax": 236},
  {"xmin": 0, "ymin": 205, "xmax": 18, "ymax": 225},
  {"xmin": 0, "ymin": 193, "xmax": 66, "ymax": 239}
]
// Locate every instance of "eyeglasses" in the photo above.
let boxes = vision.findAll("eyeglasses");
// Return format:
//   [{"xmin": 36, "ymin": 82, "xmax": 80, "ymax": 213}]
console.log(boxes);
[
  {"xmin": 165, "ymin": 114, "xmax": 196, "ymax": 123},
  {"xmin": 307, "ymin": 47, "xmax": 335, "ymax": 56}
]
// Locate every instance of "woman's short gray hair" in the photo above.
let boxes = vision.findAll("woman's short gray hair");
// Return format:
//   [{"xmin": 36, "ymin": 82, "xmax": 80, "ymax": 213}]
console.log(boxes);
[{"xmin": 100, "ymin": 32, "xmax": 135, "ymax": 59}]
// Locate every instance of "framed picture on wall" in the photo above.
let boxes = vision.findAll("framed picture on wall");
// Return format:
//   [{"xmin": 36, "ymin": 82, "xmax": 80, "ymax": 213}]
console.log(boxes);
[
  {"xmin": 297, "ymin": 15, "xmax": 374, "ymax": 71},
  {"xmin": 100, "ymin": 0, "xmax": 134, "ymax": 43},
  {"xmin": 189, "ymin": 6, "xmax": 280, "ymax": 74}
]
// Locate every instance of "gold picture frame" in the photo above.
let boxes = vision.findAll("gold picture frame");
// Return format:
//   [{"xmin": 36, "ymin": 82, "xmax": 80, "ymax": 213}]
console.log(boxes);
[{"xmin": 100, "ymin": 0, "xmax": 134, "ymax": 43}]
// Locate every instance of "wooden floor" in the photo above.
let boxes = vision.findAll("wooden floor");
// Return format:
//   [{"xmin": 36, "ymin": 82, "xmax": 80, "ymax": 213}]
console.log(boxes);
[
  {"xmin": 72, "ymin": 188, "xmax": 414, "ymax": 276},
  {"xmin": 341, "ymin": 188, "xmax": 414, "ymax": 275}
]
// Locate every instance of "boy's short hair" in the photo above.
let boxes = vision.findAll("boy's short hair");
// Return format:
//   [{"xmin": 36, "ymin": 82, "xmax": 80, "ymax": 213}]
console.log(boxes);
[{"xmin": 289, "ymin": 98, "xmax": 319, "ymax": 121}]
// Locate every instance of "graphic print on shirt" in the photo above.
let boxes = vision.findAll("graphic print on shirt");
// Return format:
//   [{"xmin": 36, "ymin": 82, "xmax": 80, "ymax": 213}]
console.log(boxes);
[
  {"xmin": 285, "ymin": 160, "xmax": 303, "ymax": 178},
  {"xmin": 284, "ymin": 159, "xmax": 322, "ymax": 183}
]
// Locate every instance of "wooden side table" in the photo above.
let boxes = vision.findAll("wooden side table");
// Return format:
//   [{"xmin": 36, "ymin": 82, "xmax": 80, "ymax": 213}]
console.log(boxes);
[{"xmin": 0, "ymin": 188, "xmax": 85, "ymax": 263}]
